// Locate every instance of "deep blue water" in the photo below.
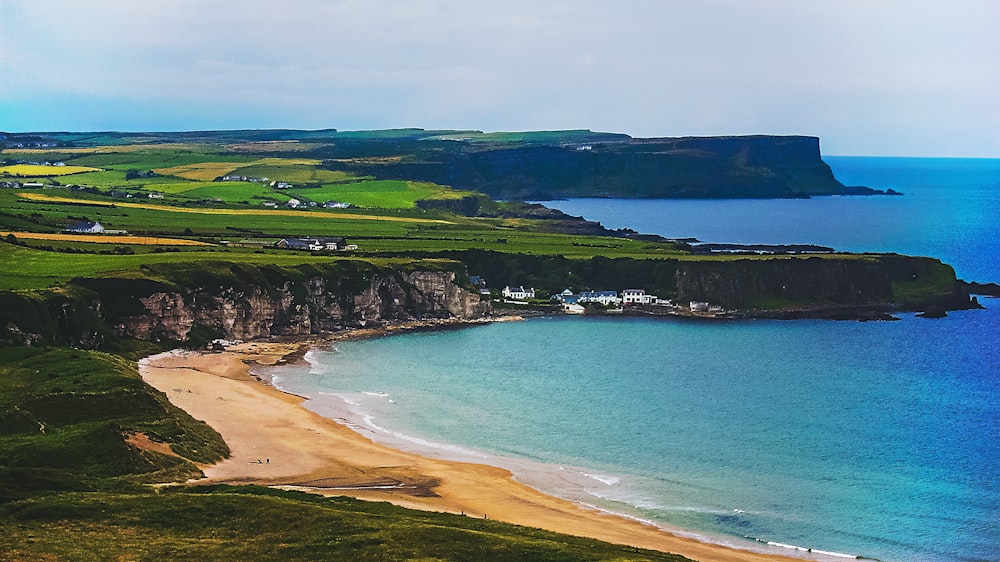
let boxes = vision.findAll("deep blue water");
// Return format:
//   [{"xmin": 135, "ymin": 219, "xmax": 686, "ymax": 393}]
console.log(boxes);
[
  {"xmin": 266, "ymin": 158, "xmax": 1000, "ymax": 561},
  {"xmin": 543, "ymin": 157, "xmax": 1000, "ymax": 284}
]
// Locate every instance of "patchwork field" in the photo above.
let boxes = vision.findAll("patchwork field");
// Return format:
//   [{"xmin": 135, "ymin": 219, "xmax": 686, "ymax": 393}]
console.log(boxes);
[
  {"xmin": 15, "ymin": 193, "xmax": 453, "ymax": 224},
  {"xmin": 154, "ymin": 161, "xmax": 246, "ymax": 181}
]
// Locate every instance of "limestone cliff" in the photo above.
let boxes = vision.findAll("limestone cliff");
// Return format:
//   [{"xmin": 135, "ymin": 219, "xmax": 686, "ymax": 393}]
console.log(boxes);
[{"xmin": 0, "ymin": 262, "xmax": 489, "ymax": 347}]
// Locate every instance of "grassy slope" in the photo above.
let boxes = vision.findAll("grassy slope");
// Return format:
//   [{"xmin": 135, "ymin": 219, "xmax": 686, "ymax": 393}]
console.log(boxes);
[
  {"xmin": 0, "ymin": 347, "xmax": 227, "ymax": 501},
  {"xmin": 2, "ymin": 487, "xmax": 687, "ymax": 561}
]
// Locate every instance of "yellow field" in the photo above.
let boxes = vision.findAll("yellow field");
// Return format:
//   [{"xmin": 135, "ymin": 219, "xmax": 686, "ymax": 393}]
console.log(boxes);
[
  {"xmin": 154, "ymin": 162, "xmax": 243, "ymax": 181},
  {"xmin": 16, "ymin": 193, "xmax": 453, "ymax": 224},
  {"xmin": 0, "ymin": 231, "xmax": 214, "ymax": 246},
  {"xmin": 0, "ymin": 164, "xmax": 102, "ymax": 176}
]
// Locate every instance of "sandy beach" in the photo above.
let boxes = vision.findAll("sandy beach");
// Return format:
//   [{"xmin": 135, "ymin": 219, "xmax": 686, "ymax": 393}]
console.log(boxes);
[{"xmin": 138, "ymin": 338, "xmax": 809, "ymax": 562}]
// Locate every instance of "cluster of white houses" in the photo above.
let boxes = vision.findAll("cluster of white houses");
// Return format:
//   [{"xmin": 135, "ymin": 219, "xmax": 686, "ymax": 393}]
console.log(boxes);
[
  {"xmin": 498, "ymin": 285, "xmax": 728, "ymax": 315},
  {"xmin": 552, "ymin": 288, "xmax": 661, "ymax": 307},
  {"xmin": 500, "ymin": 286, "xmax": 668, "ymax": 307},
  {"xmin": 274, "ymin": 237, "xmax": 358, "ymax": 252}
]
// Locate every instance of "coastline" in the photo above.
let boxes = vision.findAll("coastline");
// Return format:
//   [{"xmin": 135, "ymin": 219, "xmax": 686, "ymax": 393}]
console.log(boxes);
[{"xmin": 137, "ymin": 322, "xmax": 840, "ymax": 562}]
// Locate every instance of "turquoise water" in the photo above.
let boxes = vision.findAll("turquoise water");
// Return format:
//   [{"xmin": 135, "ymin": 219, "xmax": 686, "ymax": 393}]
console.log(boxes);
[{"xmin": 266, "ymin": 158, "xmax": 1000, "ymax": 561}]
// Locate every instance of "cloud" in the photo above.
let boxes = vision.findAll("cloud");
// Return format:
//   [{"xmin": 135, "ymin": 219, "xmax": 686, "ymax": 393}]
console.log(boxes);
[{"xmin": 1, "ymin": 0, "xmax": 997, "ymax": 156}]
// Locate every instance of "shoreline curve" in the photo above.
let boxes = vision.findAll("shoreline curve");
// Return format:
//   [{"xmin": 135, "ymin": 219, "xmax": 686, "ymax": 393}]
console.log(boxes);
[{"xmin": 137, "ymin": 324, "xmax": 842, "ymax": 562}]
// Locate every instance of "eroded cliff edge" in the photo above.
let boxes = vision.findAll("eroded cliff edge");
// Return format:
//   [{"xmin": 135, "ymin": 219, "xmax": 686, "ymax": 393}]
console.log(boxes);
[
  {"xmin": 0, "ymin": 261, "xmax": 488, "ymax": 348},
  {"xmin": 0, "ymin": 254, "xmax": 981, "ymax": 349}
]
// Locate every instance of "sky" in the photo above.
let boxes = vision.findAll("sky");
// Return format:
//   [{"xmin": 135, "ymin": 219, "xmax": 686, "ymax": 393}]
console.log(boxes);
[{"xmin": 1, "ymin": 1, "xmax": 997, "ymax": 157}]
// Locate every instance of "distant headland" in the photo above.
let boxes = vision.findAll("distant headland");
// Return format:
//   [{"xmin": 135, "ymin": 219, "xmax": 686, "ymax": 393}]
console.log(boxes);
[{"xmin": 1, "ymin": 129, "xmax": 899, "ymax": 200}]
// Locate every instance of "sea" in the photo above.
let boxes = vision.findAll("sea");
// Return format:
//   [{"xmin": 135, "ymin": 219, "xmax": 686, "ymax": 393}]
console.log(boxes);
[{"xmin": 262, "ymin": 157, "xmax": 1000, "ymax": 562}]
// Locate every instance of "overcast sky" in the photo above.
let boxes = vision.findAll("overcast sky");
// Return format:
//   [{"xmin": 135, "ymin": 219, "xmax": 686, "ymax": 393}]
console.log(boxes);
[{"xmin": 1, "ymin": 1, "xmax": 997, "ymax": 156}]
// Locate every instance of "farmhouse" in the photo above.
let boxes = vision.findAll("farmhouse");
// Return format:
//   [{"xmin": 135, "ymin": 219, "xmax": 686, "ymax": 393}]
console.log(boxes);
[
  {"xmin": 274, "ymin": 237, "xmax": 349, "ymax": 252},
  {"xmin": 285, "ymin": 198, "xmax": 302, "ymax": 208},
  {"xmin": 323, "ymin": 201, "xmax": 351, "ymax": 209},
  {"xmin": 64, "ymin": 221, "xmax": 105, "ymax": 234},
  {"xmin": 502, "ymin": 286, "xmax": 535, "ymax": 300}
]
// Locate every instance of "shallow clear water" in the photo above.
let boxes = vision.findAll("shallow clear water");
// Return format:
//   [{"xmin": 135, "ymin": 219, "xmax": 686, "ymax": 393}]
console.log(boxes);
[{"xmin": 265, "ymin": 158, "xmax": 1000, "ymax": 561}]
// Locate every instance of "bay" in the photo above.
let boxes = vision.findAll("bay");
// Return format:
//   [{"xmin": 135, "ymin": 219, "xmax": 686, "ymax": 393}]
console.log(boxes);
[{"xmin": 265, "ymin": 157, "xmax": 1000, "ymax": 561}]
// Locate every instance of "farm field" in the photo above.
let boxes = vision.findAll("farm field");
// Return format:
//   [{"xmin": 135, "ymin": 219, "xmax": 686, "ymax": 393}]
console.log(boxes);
[
  {"xmin": 0, "ymin": 231, "xmax": 214, "ymax": 246},
  {"xmin": 3, "ymin": 137, "xmax": 866, "ymax": 294},
  {"xmin": 14, "ymin": 193, "xmax": 453, "ymax": 224},
  {"xmin": 1, "ymin": 164, "xmax": 102, "ymax": 176}
]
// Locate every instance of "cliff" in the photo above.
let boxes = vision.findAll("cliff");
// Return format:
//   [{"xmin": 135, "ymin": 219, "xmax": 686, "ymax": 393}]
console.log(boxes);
[
  {"xmin": 323, "ymin": 134, "xmax": 884, "ymax": 200},
  {"xmin": 425, "ymin": 250, "xmax": 977, "ymax": 315},
  {"xmin": 0, "ymin": 261, "xmax": 488, "ymax": 348},
  {"xmin": 0, "ymin": 253, "xmax": 978, "ymax": 349}
]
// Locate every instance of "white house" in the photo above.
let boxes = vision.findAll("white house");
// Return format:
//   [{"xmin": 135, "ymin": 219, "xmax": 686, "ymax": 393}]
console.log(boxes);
[
  {"xmin": 502, "ymin": 286, "xmax": 535, "ymax": 300},
  {"xmin": 578, "ymin": 290, "xmax": 621, "ymax": 306},
  {"xmin": 690, "ymin": 301, "xmax": 710, "ymax": 313},
  {"xmin": 622, "ymin": 289, "xmax": 656, "ymax": 305},
  {"xmin": 285, "ymin": 198, "xmax": 302, "ymax": 208},
  {"xmin": 64, "ymin": 221, "xmax": 105, "ymax": 234}
]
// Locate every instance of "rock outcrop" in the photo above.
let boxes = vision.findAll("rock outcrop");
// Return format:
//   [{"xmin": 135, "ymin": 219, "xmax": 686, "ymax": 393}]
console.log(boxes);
[{"xmin": 0, "ymin": 262, "xmax": 489, "ymax": 347}]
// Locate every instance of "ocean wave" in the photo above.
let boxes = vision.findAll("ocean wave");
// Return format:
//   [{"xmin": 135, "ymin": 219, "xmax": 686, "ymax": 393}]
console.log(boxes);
[
  {"xmin": 759, "ymin": 540, "xmax": 858, "ymax": 560},
  {"xmin": 358, "ymin": 416, "xmax": 489, "ymax": 459},
  {"xmin": 581, "ymin": 472, "xmax": 621, "ymax": 486}
]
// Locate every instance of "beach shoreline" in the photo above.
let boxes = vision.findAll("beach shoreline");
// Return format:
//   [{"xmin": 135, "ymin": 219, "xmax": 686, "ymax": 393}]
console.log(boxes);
[{"xmin": 137, "ymin": 322, "xmax": 846, "ymax": 562}]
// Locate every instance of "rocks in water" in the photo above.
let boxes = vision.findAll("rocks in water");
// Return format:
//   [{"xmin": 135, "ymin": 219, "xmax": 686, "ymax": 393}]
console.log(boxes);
[{"xmin": 917, "ymin": 305, "xmax": 948, "ymax": 318}]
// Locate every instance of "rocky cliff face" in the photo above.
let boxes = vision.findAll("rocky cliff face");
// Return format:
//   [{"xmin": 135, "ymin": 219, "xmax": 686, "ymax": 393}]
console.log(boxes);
[
  {"xmin": 0, "ymin": 255, "xmax": 978, "ymax": 349},
  {"xmin": 117, "ymin": 270, "xmax": 488, "ymax": 342},
  {"xmin": 0, "ymin": 263, "xmax": 489, "ymax": 347}
]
